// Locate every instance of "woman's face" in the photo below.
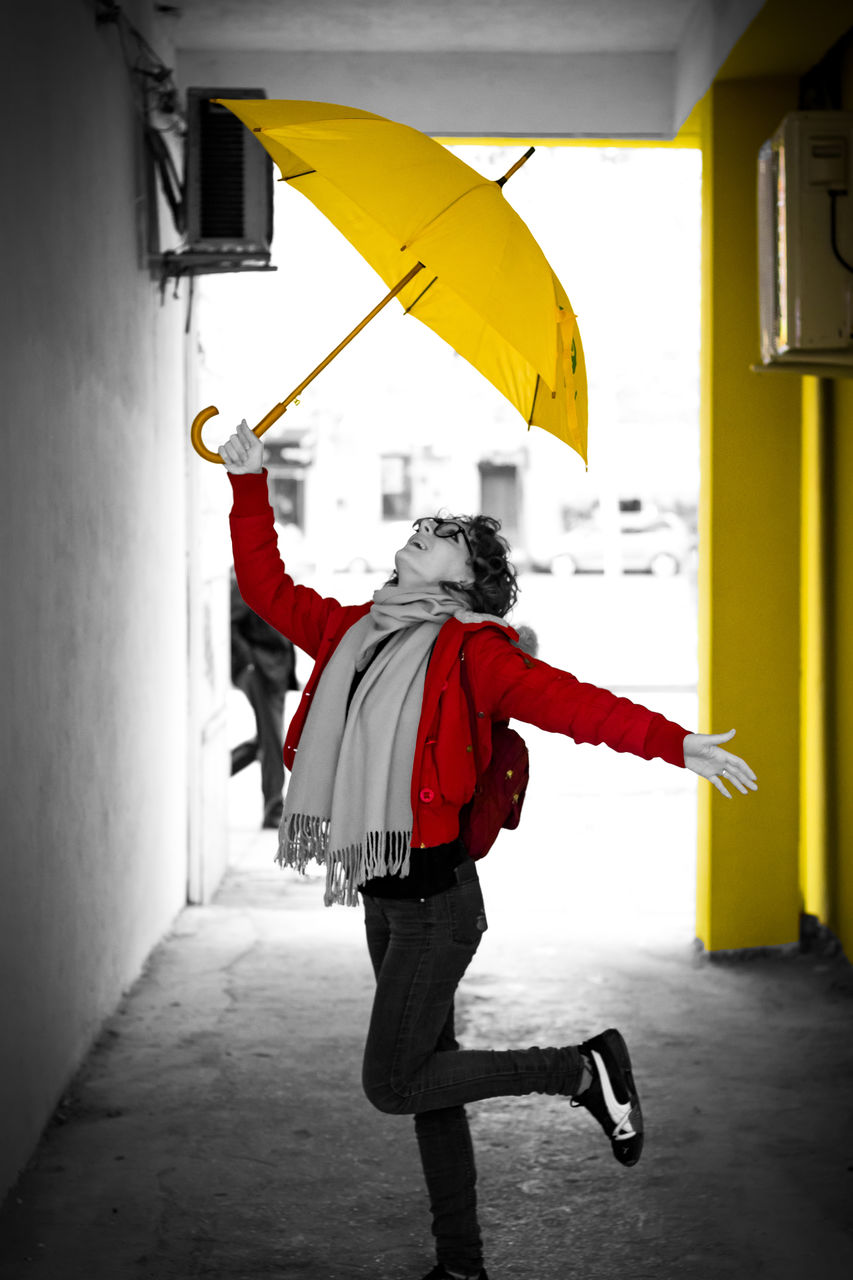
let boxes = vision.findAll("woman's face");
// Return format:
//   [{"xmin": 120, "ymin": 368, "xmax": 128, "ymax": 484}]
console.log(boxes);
[{"xmin": 394, "ymin": 517, "xmax": 473, "ymax": 590}]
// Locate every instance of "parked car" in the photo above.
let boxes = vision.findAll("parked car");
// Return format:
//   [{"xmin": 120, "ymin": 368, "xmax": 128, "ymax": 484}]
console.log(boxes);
[{"xmin": 548, "ymin": 510, "xmax": 691, "ymax": 576}]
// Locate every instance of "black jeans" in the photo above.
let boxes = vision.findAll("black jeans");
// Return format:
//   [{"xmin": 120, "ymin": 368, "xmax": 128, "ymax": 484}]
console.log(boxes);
[{"xmin": 362, "ymin": 861, "xmax": 583, "ymax": 1273}]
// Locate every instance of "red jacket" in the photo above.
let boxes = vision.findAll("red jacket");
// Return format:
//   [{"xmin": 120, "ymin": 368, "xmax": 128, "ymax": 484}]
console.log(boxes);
[{"xmin": 229, "ymin": 472, "xmax": 689, "ymax": 850}]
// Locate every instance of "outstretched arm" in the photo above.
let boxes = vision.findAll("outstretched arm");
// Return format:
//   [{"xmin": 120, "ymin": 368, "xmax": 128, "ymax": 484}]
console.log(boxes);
[
  {"xmin": 469, "ymin": 627, "xmax": 689, "ymax": 767},
  {"xmin": 682, "ymin": 729, "xmax": 758, "ymax": 798},
  {"xmin": 466, "ymin": 628, "xmax": 759, "ymax": 795}
]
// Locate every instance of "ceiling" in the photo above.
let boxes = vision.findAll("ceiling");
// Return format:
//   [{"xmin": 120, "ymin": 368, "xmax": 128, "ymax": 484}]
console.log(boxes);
[
  {"xmin": 166, "ymin": 0, "xmax": 701, "ymax": 55},
  {"xmin": 159, "ymin": 1, "xmax": 851, "ymax": 139}
]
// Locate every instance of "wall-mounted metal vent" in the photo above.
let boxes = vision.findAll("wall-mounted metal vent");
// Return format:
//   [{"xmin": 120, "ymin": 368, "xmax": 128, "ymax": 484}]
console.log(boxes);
[
  {"xmin": 758, "ymin": 111, "xmax": 853, "ymax": 369},
  {"xmin": 183, "ymin": 87, "xmax": 273, "ymax": 265}
]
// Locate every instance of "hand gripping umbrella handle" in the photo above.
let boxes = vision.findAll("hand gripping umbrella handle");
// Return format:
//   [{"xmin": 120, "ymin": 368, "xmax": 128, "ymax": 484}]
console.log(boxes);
[{"xmin": 190, "ymin": 401, "xmax": 290, "ymax": 464}]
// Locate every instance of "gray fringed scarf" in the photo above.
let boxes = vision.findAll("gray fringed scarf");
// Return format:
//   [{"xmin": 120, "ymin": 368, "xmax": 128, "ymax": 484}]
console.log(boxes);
[{"xmin": 277, "ymin": 584, "xmax": 462, "ymax": 906}]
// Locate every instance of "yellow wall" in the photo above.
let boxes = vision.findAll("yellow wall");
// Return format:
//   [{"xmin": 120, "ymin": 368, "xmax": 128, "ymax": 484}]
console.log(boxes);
[
  {"xmin": 803, "ymin": 375, "xmax": 853, "ymax": 960},
  {"xmin": 797, "ymin": 42, "xmax": 853, "ymax": 960},
  {"xmin": 697, "ymin": 79, "xmax": 803, "ymax": 949},
  {"xmin": 828, "ymin": 31, "xmax": 853, "ymax": 971}
]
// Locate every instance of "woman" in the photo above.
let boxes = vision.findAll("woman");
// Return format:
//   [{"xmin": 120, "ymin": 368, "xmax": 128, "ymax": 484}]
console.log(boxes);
[{"xmin": 220, "ymin": 420, "xmax": 757, "ymax": 1280}]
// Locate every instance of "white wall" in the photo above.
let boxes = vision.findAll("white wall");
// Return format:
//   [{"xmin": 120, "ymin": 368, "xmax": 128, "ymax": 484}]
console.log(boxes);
[{"xmin": 0, "ymin": 0, "xmax": 193, "ymax": 1195}]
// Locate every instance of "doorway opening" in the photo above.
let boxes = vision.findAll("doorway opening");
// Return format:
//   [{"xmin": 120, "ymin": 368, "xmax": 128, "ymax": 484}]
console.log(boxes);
[{"xmin": 196, "ymin": 141, "xmax": 702, "ymax": 945}]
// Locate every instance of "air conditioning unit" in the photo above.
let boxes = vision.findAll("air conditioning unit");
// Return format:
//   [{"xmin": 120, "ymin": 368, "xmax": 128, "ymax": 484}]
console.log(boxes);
[
  {"xmin": 182, "ymin": 87, "xmax": 273, "ymax": 271},
  {"xmin": 758, "ymin": 111, "xmax": 853, "ymax": 367}
]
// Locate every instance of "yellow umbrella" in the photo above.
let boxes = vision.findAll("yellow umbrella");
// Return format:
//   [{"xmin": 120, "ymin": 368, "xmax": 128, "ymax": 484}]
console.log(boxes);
[{"xmin": 191, "ymin": 99, "xmax": 588, "ymax": 465}]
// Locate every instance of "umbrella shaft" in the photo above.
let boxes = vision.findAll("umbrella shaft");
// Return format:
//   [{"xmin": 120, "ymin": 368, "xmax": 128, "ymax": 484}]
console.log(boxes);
[
  {"xmin": 260, "ymin": 146, "xmax": 535, "ymax": 438},
  {"xmin": 267, "ymin": 261, "xmax": 426, "ymax": 423}
]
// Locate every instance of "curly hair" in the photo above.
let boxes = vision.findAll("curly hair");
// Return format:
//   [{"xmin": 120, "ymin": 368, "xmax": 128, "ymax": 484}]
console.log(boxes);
[
  {"xmin": 387, "ymin": 513, "xmax": 519, "ymax": 617},
  {"xmin": 441, "ymin": 513, "xmax": 519, "ymax": 618}
]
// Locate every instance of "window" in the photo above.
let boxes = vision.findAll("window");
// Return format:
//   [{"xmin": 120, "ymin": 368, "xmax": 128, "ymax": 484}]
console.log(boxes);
[{"xmin": 381, "ymin": 454, "xmax": 412, "ymax": 520}]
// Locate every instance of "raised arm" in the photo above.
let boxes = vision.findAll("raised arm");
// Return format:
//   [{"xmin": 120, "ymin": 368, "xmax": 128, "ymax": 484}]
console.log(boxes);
[{"xmin": 219, "ymin": 421, "xmax": 342, "ymax": 659}]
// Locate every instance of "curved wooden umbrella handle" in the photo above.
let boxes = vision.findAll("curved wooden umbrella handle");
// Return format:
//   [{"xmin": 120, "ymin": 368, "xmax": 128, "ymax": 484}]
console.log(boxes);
[
  {"xmin": 190, "ymin": 405, "xmax": 225, "ymax": 463},
  {"xmin": 190, "ymin": 402, "xmax": 289, "ymax": 464}
]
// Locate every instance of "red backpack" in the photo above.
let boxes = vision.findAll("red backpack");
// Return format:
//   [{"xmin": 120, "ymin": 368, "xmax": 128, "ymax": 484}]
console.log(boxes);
[{"xmin": 458, "ymin": 650, "xmax": 530, "ymax": 860}]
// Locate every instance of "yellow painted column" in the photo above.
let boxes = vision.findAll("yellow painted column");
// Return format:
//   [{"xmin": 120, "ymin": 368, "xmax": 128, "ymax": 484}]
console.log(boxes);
[
  {"xmin": 831, "ymin": 380, "xmax": 853, "ymax": 957},
  {"xmin": 799, "ymin": 378, "xmax": 830, "ymax": 925},
  {"xmin": 697, "ymin": 79, "xmax": 803, "ymax": 950}
]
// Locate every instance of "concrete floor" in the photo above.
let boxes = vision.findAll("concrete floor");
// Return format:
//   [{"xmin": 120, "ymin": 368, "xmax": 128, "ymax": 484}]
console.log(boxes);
[
  {"xmin": 1, "ymin": 570, "xmax": 851, "ymax": 1280},
  {"xmin": 2, "ymin": 742, "xmax": 853, "ymax": 1280}
]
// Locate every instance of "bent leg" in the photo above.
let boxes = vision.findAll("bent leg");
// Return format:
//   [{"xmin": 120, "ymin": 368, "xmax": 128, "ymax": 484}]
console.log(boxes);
[{"xmin": 362, "ymin": 871, "xmax": 584, "ymax": 1116}]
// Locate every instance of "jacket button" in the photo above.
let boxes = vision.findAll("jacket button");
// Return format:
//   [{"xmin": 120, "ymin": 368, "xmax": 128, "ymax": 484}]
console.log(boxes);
[{"xmin": 419, "ymin": 787, "xmax": 435, "ymax": 803}]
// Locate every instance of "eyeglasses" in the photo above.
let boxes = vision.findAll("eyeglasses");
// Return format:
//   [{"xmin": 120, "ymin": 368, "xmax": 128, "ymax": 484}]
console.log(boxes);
[{"xmin": 412, "ymin": 517, "xmax": 473, "ymax": 558}]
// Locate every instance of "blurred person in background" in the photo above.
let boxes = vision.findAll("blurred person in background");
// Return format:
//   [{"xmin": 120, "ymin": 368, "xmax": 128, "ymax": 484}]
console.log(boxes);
[{"xmin": 230, "ymin": 568, "xmax": 299, "ymax": 828}]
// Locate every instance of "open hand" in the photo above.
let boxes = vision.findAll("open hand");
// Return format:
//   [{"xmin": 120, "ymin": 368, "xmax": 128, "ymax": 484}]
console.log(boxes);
[
  {"xmin": 218, "ymin": 419, "xmax": 264, "ymax": 474},
  {"xmin": 683, "ymin": 729, "xmax": 757, "ymax": 798}
]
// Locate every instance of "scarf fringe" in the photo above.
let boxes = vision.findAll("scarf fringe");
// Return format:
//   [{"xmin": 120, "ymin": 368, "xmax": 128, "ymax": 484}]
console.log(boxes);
[{"xmin": 277, "ymin": 814, "xmax": 412, "ymax": 908}]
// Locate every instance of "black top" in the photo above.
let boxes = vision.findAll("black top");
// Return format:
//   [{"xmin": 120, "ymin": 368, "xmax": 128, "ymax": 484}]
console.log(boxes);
[
  {"xmin": 360, "ymin": 837, "xmax": 468, "ymax": 900},
  {"xmin": 346, "ymin": 632, "xmax": 393, "ymax": 713}
]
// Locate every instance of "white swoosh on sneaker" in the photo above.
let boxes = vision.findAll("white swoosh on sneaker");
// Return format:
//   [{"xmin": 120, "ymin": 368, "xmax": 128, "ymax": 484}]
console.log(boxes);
[{"xmin": 591, "ymin": 1048, "xmax": 636, "ymax": 1139}]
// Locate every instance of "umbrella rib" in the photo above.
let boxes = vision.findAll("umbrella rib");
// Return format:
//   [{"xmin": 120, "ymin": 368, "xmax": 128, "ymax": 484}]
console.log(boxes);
[
  {"xmin": 527, "ymin": 374, "xmax": 541, "ymax": 428},
  {"xmin": 249, "ymin": 129, "xmax": 317, "ymax": 180},
  {"xmin": 400, "ymin": 181, "xmax": 495, "ymax": 250},
  {"xmin": 400, "ymin": 149, "xmax": 534, "ymax": 248},
  {"xmin": 403, "ymin": 275, "xmax": 438, "ymax": 314}
]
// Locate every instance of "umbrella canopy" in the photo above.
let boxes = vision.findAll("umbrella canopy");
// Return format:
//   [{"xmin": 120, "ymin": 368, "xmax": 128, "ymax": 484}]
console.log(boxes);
[{"xmin": 207, "ymin": 99, "xmax": 587, "ymax": 464}]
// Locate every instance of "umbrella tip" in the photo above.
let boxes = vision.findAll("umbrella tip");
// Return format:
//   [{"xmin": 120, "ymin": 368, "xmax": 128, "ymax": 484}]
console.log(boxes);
[{"xmin": 496, "ymin": 146, "xmax": 536, "ymax": 188}]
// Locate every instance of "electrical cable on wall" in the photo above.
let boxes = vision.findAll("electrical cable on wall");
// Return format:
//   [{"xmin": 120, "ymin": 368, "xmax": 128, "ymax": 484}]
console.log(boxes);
[
  {"xmin": 97, "ymin": 2, "xmax": 185, "ymax": 235},
  {"xmin": 98, "ymin": 2, "xmax": 275, "ymax": 312},
  {"xmin": 829, "ymin": 190, "xmax": 853, "ymax": 274}
]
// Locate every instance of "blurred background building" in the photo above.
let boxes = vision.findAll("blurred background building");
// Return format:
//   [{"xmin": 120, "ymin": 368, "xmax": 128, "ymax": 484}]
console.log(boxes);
[{"xmin": 197, "ymin": 144, "xmax": 701, "ymax": 578}]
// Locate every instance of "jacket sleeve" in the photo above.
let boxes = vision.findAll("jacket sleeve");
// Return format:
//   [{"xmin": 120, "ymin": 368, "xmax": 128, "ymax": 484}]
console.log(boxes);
[
  {"xmin": 228, "ymin": 471, "xmax": 341, "ymax": 659},
  {"xmin": 466, "ymin": 627, "xmax": 689, "ymax": 768}
]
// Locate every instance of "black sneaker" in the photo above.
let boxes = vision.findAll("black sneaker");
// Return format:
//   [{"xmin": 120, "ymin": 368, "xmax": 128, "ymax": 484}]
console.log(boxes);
[
  {"xmin": 570, "ymin": 1027, "xmax": 644, "ymax": 1166},
  {"xmin": 419, "ymin": 1266, "xmax": 489, "ymax": 1280}
]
